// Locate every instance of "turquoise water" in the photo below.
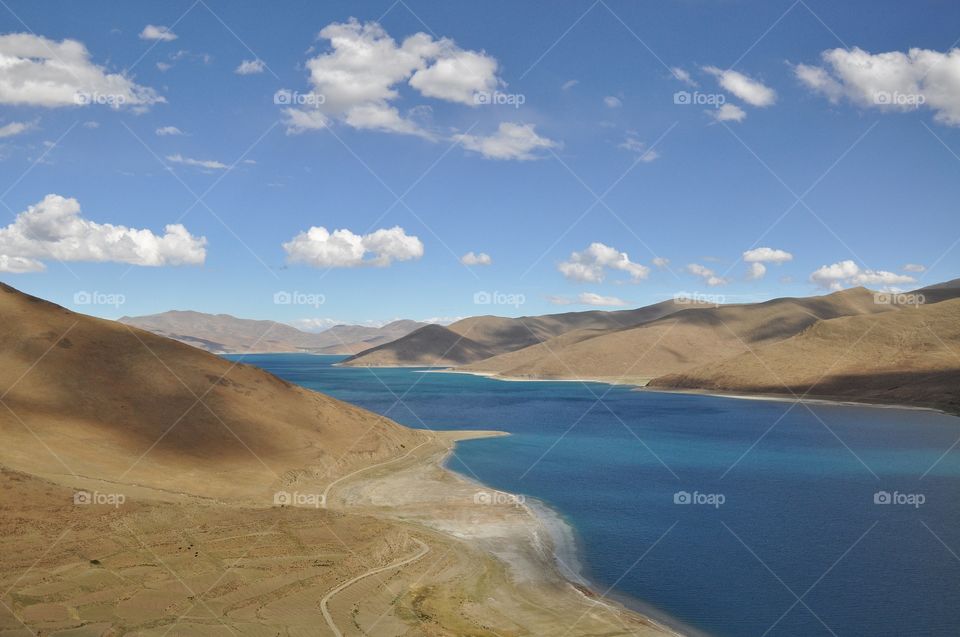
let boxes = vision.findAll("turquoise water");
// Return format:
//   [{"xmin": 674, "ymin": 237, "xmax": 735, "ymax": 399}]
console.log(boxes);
[{"xmin": 228, "ymin": 353, "xmax": 960, "ymax": 637}]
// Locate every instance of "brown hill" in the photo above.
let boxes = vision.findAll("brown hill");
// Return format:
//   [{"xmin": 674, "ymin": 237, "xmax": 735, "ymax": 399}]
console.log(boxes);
[
  {"xmin": 0, "ymin": 283, "xmax": 426, "ymax": 502},
  {"xmin": 649, "ymin": 297, "xmax": 960, "ymax": 413},
  {"xmin": 341, "ymin": 299, "xmax": 697, "ymax": 367},
  {"xmin": 119, "ymin": 311, "xmax": 426, "ymax": 355},
  {"xmin": 463, "ymin": 288, "xmax": 898, "ymax": 383}
]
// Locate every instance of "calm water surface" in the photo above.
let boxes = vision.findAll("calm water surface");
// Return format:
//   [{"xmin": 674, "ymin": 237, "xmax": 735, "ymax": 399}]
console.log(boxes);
[{"xmin": 227, "ymin": 353, "xmax": 960, "ymax": 637}]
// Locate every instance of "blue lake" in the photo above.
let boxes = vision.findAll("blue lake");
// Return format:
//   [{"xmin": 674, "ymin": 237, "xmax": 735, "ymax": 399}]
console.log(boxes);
[{"xmin": 227, "ymin": 353, "xmax": 960, "ymax": 637}]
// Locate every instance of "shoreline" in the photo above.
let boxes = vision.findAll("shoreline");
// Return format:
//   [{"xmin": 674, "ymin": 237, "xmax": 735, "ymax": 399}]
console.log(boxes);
[
  {"xmin": 422, "ymin": 367, "xmax": 957, "ymax": 417},
  {"xmin": 326, "ymin": 428, "xmax": 685, "ymax": 637}
]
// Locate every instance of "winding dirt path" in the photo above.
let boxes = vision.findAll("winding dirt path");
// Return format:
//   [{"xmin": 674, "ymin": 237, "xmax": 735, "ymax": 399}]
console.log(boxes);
[
  {"xmin": 322, "ymin": 440, "xmax": 431, "ymax": 507},
  {"xmin": 320, "ymin": 538, "xmax": 430, "ymax": 637}
]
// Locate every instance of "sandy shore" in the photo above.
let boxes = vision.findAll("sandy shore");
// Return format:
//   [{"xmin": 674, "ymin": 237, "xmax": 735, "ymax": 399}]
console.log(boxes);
[{"xmin": 324, "ymin": 428, "xmax": 684, "ymax": 636}]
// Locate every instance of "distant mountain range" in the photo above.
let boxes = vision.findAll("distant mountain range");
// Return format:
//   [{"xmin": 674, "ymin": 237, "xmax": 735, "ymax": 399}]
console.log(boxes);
[
  {"xmin": 118, "ymin": 310, "xmax": 426, "ymax": 355},
  {"xmin": 342, "ymin": 279, "xmax": 960, "ymax": 413}
]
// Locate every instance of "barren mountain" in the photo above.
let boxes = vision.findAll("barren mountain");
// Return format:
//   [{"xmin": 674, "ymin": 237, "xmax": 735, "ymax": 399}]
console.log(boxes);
[
  {"xmin": 120, "ymin": 310, "xmax": 425, "ymax": 355},
  {"xmin": 462, "ymin": 288, "xmax": 898, "ymax": 383},
  {"xmin": 649, "ymin": 297, "xmax": 960, "ymax": 413},
  {"xmin": 341, "ymin": 299, "xmax": 699, "ymax": 367},
  {"xmin": 1, "ymin": 284, "xmax": 426, "ymax": 501}
]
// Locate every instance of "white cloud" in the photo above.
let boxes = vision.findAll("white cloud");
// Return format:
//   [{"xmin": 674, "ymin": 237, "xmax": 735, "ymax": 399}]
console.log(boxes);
[
  {"xmin": 704, "ymin": 66, "xmax": 776, "ymax": 107},
  {"xmin": 0, "ymin": 120, "xmax": 36, "ymax": 138},
  {"xmin": 561, "ymin": 79, "xmax": 579, "ymax": 90},
  {"xmin": 548, "ymin": 292, "xmax": 630, "ymax": 307},
  {"xmin": 460, "ymin": 251, "xmax": 491, "ymax": 266},
  {"xmin": 809, "ymin": 259, "xmax": 916, "ymax": 291},
  {"xmin": 82, "ymin": 120, "xmax": 99, "ymax": 129},
  {"xmin": 743, "ymin": 247, "xmax": 793, "ymax": 264},
  {"xmin": 618, "ymin": 133, "xmax": 659, "ymax": 161},
  {"xmin": 0, "ymin": 33, "xmax": 162, "ymax": 108},
  {"xmin": 746, "ymin": 262, "xmax": 766, "ymax": 280},
  {"xmin": 686, "ymin": 263, "xmax": 729, "ymax": 286},
  {"xmin": 235, "ymin": 59, "xmax": 265, "ymax": 75},
  {"xmin": 577, "ymin": 292, "xmax": 628, "ymax": 307},
  {"xmin": 903, "ymin": 263, "xmax": 926, "ymax": 273},
  {"xmin": 796, "ymin": 47, "xmax": 960, "ymax": 125},
  {"xmin": 709, "ymin": 103, "xmax": 747, "ymax": 122},
  {"xmin": 742, "ymin": 247, "xmax": 792, "ymax": 280},
  {"xmin": 283, "ymin": 225, "xmax": 423, "ymax": 268},
  {"xmin": 558, "ymin": 242, "xmax": 650, "ymax": 283},
  {"xmin": 283, "ymin": 19, "xmax": 500, "ymax": 137},
  {"xmin": 671, "ymin": 67, "xmax": 697, "ymax": 87},
  {"xmin": 166, "ymin": 153, "xmax": 227, "ymax": 170},
  {"xmin": 652, "ymin": 256, "xmax": 670, "ymax": 268},
  {"xmin": 155, "ymin": 126, "xmax": 184, "ymax": 136},
  {"xmin": 604, "ymin": 96, "xmax": 622, "ymax": 108},
  {"xmin": 140, "ymin": 25, "xmax": 177, "ymax": 42},
  {"xmin": 0, "ymin": 194, "xmax": 205, "ymax": 272},
  {"xmin": 455, "ymin": 122, "xmax": 557, "ymax": 160}
]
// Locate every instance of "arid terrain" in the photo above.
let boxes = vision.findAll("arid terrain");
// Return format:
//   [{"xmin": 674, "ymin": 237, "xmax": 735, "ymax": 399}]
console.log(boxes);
[
  {"xmin": 0, "ymin": 283, "xmax": 670, "ymax": 636},
  {"xmin": 121, "ymin": 310, "xmax": 425, "ymax": 355}
]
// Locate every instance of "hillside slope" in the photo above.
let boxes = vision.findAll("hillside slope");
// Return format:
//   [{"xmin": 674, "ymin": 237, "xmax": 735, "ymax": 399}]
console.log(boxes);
[
  {"xmin": 463, "ymin": 288, "xmax": 897, "ymax": 383},
  {"xmin": 341, "ymin": 299, "xmax": 698, "ymax": 367},
  {"xmin": 0, "ymin": 283, "xmax": 426, "ymax": 501},
  {"xmin": 648, "ymin": 297, "xmax": 960, "ymax": 413}
]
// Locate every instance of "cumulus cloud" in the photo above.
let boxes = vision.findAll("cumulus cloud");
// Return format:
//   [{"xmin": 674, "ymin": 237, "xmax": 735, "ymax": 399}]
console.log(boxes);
[
  {"xmin": 283, "ymin": 225, "xmax": 423, "ymax": 268},
  {"xmin": 604, "ymin": 96, "xmax": 622, "ymax": 108},
  {"xmin": 743, "ymin": 247, "xmax": 794, "ymax": 264},
  {"xmin": 671, "ymin": 67, "xmax": 697, "ymax": 87},
  {"xmin": 283, "ymin": 19, "xmax": 500, "ymax": 137},
  {"xmin": 652, "ymin": 256, "xmax": 670, "ymax": 268},
  {"xmin": 460, "ymin": 251, "xmax": 491, "ymax": 266},
  {"xmin": 561, "ymin": 79, "xmax": 579, "ymax": 90},
  {"xmin": 0, "ymin": 120, "xmax": 36, "ymax": 138},
  {"xmin": 558, "ymin": 242, "xmax": 649, "ymax": 283},
  {"xmin": 809, "ymin": 259, "xmax": 916, "ymax": 291},
  {"xmin": 618, "ymin": 132, "xmax": 659, "ymax": 161},
  {"xmin": 796, "ymin": 47, "xmax": 960, "ymax": 125},
  {"xmin": 709, "ymin": 103, "xmax": 747, "ymax": 122},
  {"xmin": 548, "ymin": 292, "xmax": 628, "ymax": 307},
  {"xmin": 155, "ymin": 126, "xmax": 184, "ymax": 136},
  {"xmin": 0, "ymin": 194, "xmax": 206, "ymax": 272},
  {"xmin": 140, "ymin": 25, "xmax": 177, "ymax": 41},
  {"xmin": 455, "ymin": 122, "xmax": 557, "ymax": 160},
  {"xmin": 166, "ymin": 153, "xmax": 227, "ymax": 170},
  {"xmin": 704, "ymin": 66, "xmax": 776, "ymax": 107},
  {"xmin": 234, "ymin": 59, "xmax": 265, "ymax": 75},
  {"xmin": 0, "ymin": 33, "xmax": 162, "ymax": 108},
  {"xmin": 742, "ymin": 248, "xmax": 793, "ymax": 280},
  {"xmin": 903, "ymin": 263, "xmax": 926, "ymax": 273},
  {"xmin": 686, "ymin": 263, "xmax": 729, "ymax": 286}
]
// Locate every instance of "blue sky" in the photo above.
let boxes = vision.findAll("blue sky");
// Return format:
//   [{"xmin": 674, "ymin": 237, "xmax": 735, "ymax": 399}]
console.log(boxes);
[{"xmin": 1, "ymin": 0, "xmax": 958, "ymax": 329}]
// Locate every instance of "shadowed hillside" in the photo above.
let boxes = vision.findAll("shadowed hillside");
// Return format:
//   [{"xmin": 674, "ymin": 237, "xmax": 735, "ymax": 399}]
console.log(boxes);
[
  {"xmin": 0, "ymin": 283, "xmax": 427, "ymax": 502},
  {"xmin": 341, "ymin": 299, "xmax": 700, "ymax": 367},
  {"xmin": 463, "ymin": 287, "xmax": 897, "ymax": 383}
]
